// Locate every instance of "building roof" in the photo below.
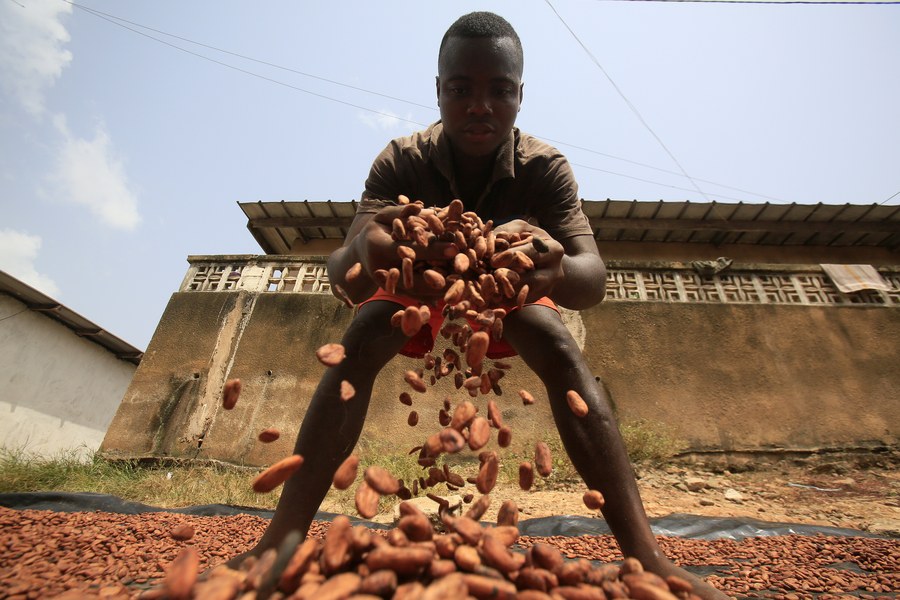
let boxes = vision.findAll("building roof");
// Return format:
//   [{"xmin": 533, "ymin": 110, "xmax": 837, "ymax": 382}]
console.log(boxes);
[
  {"xmin": 0, "ymin": 271, "xmax": 143, "ymax": 365},
  {"xmin": 239, "ymin": 199, "xmax": 900, "ymax": 256}
]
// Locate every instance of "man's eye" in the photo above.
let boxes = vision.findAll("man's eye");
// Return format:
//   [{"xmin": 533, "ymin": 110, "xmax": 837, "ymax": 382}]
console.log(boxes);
[
  {"xmin": 448, "ymin": 87, "xmax": 467, "ymax": 96},
  {"xmin": 495, "ymin": 88, "xmax": 514, "ymax": 97}
]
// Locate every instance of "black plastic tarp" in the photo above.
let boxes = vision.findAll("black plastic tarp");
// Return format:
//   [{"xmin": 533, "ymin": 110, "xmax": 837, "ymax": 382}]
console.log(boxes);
[{"xmin": 0, "ymin": 492, "xmax": 887, "ymax": 540}]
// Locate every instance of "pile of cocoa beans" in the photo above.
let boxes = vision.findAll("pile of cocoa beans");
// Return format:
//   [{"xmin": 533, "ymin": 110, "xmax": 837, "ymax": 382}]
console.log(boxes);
[{"xmin": 149, "ymin": 507, "xmax": 699, "ymax": 600}]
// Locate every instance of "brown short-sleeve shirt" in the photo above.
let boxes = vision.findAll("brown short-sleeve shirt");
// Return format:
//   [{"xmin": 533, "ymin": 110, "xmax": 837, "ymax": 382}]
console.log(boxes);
[{"xmin": 359, "ymin": 122, "xmax": 593, "ymax": 241}]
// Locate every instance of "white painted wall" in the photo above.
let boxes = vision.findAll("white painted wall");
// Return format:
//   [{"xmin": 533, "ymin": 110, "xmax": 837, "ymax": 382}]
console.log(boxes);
[{"xmin": 0, "ymin": 295, "xmax": 136, "ymax": 458}]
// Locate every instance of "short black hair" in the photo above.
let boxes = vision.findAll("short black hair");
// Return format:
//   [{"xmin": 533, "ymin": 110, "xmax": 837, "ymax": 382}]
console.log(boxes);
[{"xmin": 438, "ymin": 12, "xmax": 523, "ymax": 76}]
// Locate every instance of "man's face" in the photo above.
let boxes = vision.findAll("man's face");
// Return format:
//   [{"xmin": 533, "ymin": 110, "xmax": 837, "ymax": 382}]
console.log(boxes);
[{"xmin": 436, "ymin": 36, "xmax": 523, "ymax": 161}]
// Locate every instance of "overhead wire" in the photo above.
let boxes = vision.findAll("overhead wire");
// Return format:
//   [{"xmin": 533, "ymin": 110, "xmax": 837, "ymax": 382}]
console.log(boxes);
[
  {"xmin": 543, "ymin": 0, "xmax": 714, "ymax": 205},
  {"xmin": 64, "ymin": 0, "xmax": 801, "ymax": 204},
  {"xmin": 593, "ymin": 0, "xmax": 900, "ymax": 4},
  {"xmin": 63, "ymin": 0, "xmax": 428, "ymax": 128}
]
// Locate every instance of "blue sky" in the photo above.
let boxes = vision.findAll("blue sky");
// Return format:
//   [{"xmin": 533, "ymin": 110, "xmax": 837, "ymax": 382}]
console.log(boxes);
[{"xmin": 1, "ymin": 0, "xmax": 898, "ymax": 351}]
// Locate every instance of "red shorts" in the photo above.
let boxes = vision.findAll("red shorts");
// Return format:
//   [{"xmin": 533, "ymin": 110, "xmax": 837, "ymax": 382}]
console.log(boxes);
[{"xmin": 358, "ymin": 289, "xmax": 558, "ymax": 359}]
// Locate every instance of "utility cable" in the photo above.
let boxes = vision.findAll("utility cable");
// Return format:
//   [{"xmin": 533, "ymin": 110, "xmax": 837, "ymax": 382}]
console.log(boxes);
[
  {"xmin": 62, "ymin": 0, "xmax": 437, "ymax": 112},
  {"xmin": 544, "ymin": 0, "xmax": 714, "ymax": 206},
  {"xmin": 593, "ymin": 0, "xmax": 900, "ymax": 5},
  {"xmin": 64, "ymin": 1, "xmax": 428, "ymax": 128},
  {"xmin": 64, "ymin": 0, "xmax": 789, "ymax": 204}
]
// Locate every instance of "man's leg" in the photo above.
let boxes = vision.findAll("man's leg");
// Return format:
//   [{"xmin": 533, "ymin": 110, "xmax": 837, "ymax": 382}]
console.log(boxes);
[
  {"xmin": 230, "ymin": 300, "xmax": 410, "ymax": 564},
  {"xmin": 502, "ymin": 305, "xmax": 727, "ymax": 600}
]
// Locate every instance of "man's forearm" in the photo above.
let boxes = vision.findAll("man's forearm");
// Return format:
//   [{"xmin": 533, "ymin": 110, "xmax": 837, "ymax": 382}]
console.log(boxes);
[
  {"xmin": 327, "ymin": 236, "xmax": 377, "ymax": 304},
  {"xmin": 552, "ymin": 253, "xmax": 607, "ymax": 310}
]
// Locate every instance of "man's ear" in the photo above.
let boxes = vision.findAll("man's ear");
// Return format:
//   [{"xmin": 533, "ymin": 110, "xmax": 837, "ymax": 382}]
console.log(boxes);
[
  {"xmin": 518, "ymin": 82, "xmax": 524, "ymax": 112},
  {"xmin": 435, "ymin": 76, "xmax": 441, "ymax": 106}
]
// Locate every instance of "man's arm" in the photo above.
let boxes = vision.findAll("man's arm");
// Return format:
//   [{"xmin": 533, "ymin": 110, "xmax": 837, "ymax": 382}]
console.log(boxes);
[{"xmin": 554, "ymin": 234, "xmax": 607, "ymax": 310}]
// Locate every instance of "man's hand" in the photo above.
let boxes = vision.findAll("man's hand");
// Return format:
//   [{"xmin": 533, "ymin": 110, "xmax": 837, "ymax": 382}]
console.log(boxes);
[
  {"xmin": 328, "ymin": 204, "xmax": 458, "ymax": 305},
  {"xmin": 493, "ymin": 220, "xmax": 606, "ymax": 310},
  {"xmin": 492, "ymin": 220, "xmax": 565, "ymax": 303}
]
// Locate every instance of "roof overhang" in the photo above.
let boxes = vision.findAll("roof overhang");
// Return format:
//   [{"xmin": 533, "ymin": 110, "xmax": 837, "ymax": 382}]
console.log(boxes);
[
  {"xmin": 0, "ymin": 271, "xmax": 143, "ymax": 365},
  {"xmin": 239, "ymin": 199, "xmax": 900, "ymax": 256}
]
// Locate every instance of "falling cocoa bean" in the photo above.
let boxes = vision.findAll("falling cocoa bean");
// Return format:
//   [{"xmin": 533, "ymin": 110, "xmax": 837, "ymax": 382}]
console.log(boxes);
[
  {"xmin": 534, "ymin": 442, "xmax": 552, "ymax": 478},
  {"xmin": 222, "ymin": 378, "xmax": 242, "ymax": 410},
  {"xmin": 252, "ymin": 454, "xmax": 304, "ymax": 493},
  {"xmin": 258, "ymin": 428, "xmax": 280, "ymax": 443},
  {"xmin": 315, "ymin": 344, "xmax": 346, "ymax": 367},
  {"xmin": 566, "ymin": 390, "xmax": 589, "ymax": 417}
]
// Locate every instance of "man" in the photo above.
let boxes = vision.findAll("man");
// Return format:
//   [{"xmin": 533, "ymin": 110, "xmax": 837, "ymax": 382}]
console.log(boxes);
[{"xmin": 235, "ymin": 12, "xmax": 726, "ymax": 599}]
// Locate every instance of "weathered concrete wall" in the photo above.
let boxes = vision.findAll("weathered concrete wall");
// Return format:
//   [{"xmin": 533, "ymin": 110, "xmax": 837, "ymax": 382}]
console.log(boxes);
[
  {"xmin": 291, "ymin": 238, "xmax": 897, "ymax": 267},
  {"xmin": 0, "ymin": 294, "xmax": 137, "ymax": 457},
  {"xmin": 100, "ymin": 290, "xmax": 898, "ymax": 466}
]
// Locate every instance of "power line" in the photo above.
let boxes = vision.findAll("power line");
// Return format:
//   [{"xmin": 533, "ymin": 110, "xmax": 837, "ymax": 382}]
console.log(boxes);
[
  {"xmin": 571, "ymin": 162, "xmax": 753, "ymax": 202},
  {"xmin": 593, "ymin": 0, "xmax": 900, "ymax": 4},
  {"xmin": 880, "ymin": 190, "xmax": 900, "ymax": 205},
  {"xmin": 62, "ymin": 0, "xmax": 437, "ymax": 112},
  {"xmin": 64, "ymin": 0, "xmax": 428, "ymax": 128},
  {"xmin": 64, "ymin": 0, "xmax": 790, "ymax": 204},
  {"xmin": 544, "ymin": 0, "xmax": 714, "ymax": 205}
]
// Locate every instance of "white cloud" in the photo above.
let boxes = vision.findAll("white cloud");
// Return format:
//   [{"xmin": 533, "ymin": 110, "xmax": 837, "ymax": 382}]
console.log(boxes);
[
  {"xmin": 358, "ymin": 109, "xmax": 420, "ymax": 134},
  {"xmin": 0, "ymin": 0, "xmax": 73, "ymax": 116},
  {"xmin": 51, "ymin": 115, "xmax": 141, "ymax": 231},
  {"xmin": 0, "ymin": 229, "xmax": 60, "ymax": 297}
]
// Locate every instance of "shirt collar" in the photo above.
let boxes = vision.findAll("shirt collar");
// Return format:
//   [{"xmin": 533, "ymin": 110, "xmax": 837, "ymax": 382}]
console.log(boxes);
[{"xmin": 428, "ymin": 122, "xmax": 518, "ymax": 191}]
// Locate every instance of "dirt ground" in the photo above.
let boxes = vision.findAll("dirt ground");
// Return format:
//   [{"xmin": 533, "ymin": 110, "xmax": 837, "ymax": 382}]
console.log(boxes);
[{"xmin": 340, "ymin": 451, "xmax": 900, "ymax": 537}]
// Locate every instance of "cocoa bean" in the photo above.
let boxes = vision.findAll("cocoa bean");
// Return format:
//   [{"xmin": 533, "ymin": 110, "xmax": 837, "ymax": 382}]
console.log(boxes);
[
  {"xmin": 530, "ymin": 543, "xmax": 564, "ymax": 573},
  {"xmin": 358, "ymin": 569, "xmax": 397, "ymax": 597},
  {"xmin": 450, "ymin": 400, "xmax": 478, "ymax": 430},
  {"xmin": 407, "ymin": 411, "xmax": 418, "ymax": 426},
  {"xmin": 439, "ymin": 428, "xmax": 466, "ymax": 454},
  {"xmin": 497, "ymin": 426, "xmax": 512, "ymax": 448},
  {"xmin": 252, "ymin": 454, "xmax": 304, "ymax": 493},
  {"xmin": 496, "ymin": 500, "xmax": 519, "ymax": 527},
  {"xmin": 365, "ymin": 546, "xmax": 434, "ymax": 576},
  {"xmin": 404, "ymin": 370, "xmax": 427, "ymax": 393},
  {"xmin": 467, "ymin": 416, "xmax": 491, "ymax": 451},
  {"xmin": 476, "ymin": 453, "xmax": 499, "ymax": 494},
  {"xmin": 257, "ymin": 428, "xmax": 280, "ymax": 443},
  {"xmin": 519, "ymin": 462, "xmax": 534, "ymax": 491},
  {"xmin": 339, "ymin": 380, "xmax": 355, "ymax": 401},
  {"xmin": 313, "ymin": 571, "xmax": 360, "ymax": 600},
  {"xmin": 354, "ymin": 481, "xmax": 380, "ymax": 519},
  {"xmin": 320, "ymin": 515, "xmax": 352, "ymax": 575},
  {"xmin": 453, "ymin": 544, "xmax": 482, "ymax": 572},
  {"xmin": 566, "ymin": 390, "xmax": 589, "ymax": 417},
  {"xmin": 162, "ymin": 546, "xmax": 199, "ymax": 600},
  {"xmin": 169, "ymin": 524, "xmax": 194, "ymax": 541},
  {"xmin": 534, "ymin": 442, "xmax": 552, "ymax": 478},
  {"xmin": 400, "ymin": 305, "xmax": 423, "ymax": 337},
  {"xmin": 399, "ymin": 392, "xmax": 413, "ymax": 406},
  {"xmin": 464, "ymin": 494, "xmax": 491, "ymax": 521},
  {"xmin": 332, "ymin": 455, "xmax": 359, "ymax": 490},
  {"xmin": 487, "ymin": 400, "xmax": 504, "ymax": 428},
  {"xmin": 519, "ymin": 389, "xmax": 536, "ymax": 406},
  {"xmin": 583, "ymin": 490, "xmax": 605, "ymax": 511},
  {"xmin": 315, "ymin": 344, "xmax": 346, "ymax": 367},
  {"xmin": 222, "ymin": 378, "xmax": 241, "ymax": 410},
  {"xmin": 364, "ymin": 466, "xmax": 401, "ymax": 495},
  {"xmin": 465, "ymin": 331, "xmax": 490, "ymax": 370}
]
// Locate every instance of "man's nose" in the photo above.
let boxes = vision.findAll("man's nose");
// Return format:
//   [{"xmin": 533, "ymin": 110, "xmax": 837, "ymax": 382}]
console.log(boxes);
[{"xmin": 467, "ymin": 94, "xmax": 492, "ymax": 116}]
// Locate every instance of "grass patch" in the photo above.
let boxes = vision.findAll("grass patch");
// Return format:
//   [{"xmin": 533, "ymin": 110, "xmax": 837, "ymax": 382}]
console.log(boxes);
[
  {"xmin": 0, "ymin": 447, "xmax": 276, "ymax": 510},
  {"xmin": 0, "ymin": 421, "xmax": 681, "ymax": 511},
  {"xmin": 619, "ymin": 419, "xmax": 684, "ymax": 464}
]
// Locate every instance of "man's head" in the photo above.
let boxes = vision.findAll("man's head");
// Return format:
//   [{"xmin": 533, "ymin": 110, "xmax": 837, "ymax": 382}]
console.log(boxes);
[{"xmin": 436, "ymin": 12, "xmax": 524, "ymax": 162}]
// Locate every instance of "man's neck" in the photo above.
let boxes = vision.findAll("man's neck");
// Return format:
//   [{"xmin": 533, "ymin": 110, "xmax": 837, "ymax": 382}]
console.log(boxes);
[{"xmin": 451, "ymin": 147, "xmax": 497, "ymax": 208}]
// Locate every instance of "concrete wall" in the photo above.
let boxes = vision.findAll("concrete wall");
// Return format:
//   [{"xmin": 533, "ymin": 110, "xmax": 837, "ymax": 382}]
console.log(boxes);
[
  {"xmin": 0, "ymin": 295, "xmax": 137, "ymax": 458},
  {"xmin": 100, "ymin": 289, "xmax": 899, "ymax": 467},
  {"xmin": 291, "ymin": 238, "xmax": 897, "ymax": 267}
]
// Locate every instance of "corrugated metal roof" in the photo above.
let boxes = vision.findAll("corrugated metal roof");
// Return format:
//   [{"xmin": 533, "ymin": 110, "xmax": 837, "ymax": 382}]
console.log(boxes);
[
  {"xmin": 0, "ymin": 271, "xmax": 143, "ymax": 365},
  {"xmin": 239, "ymin": 199, "xmax": 900, "ymax": 256}
]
